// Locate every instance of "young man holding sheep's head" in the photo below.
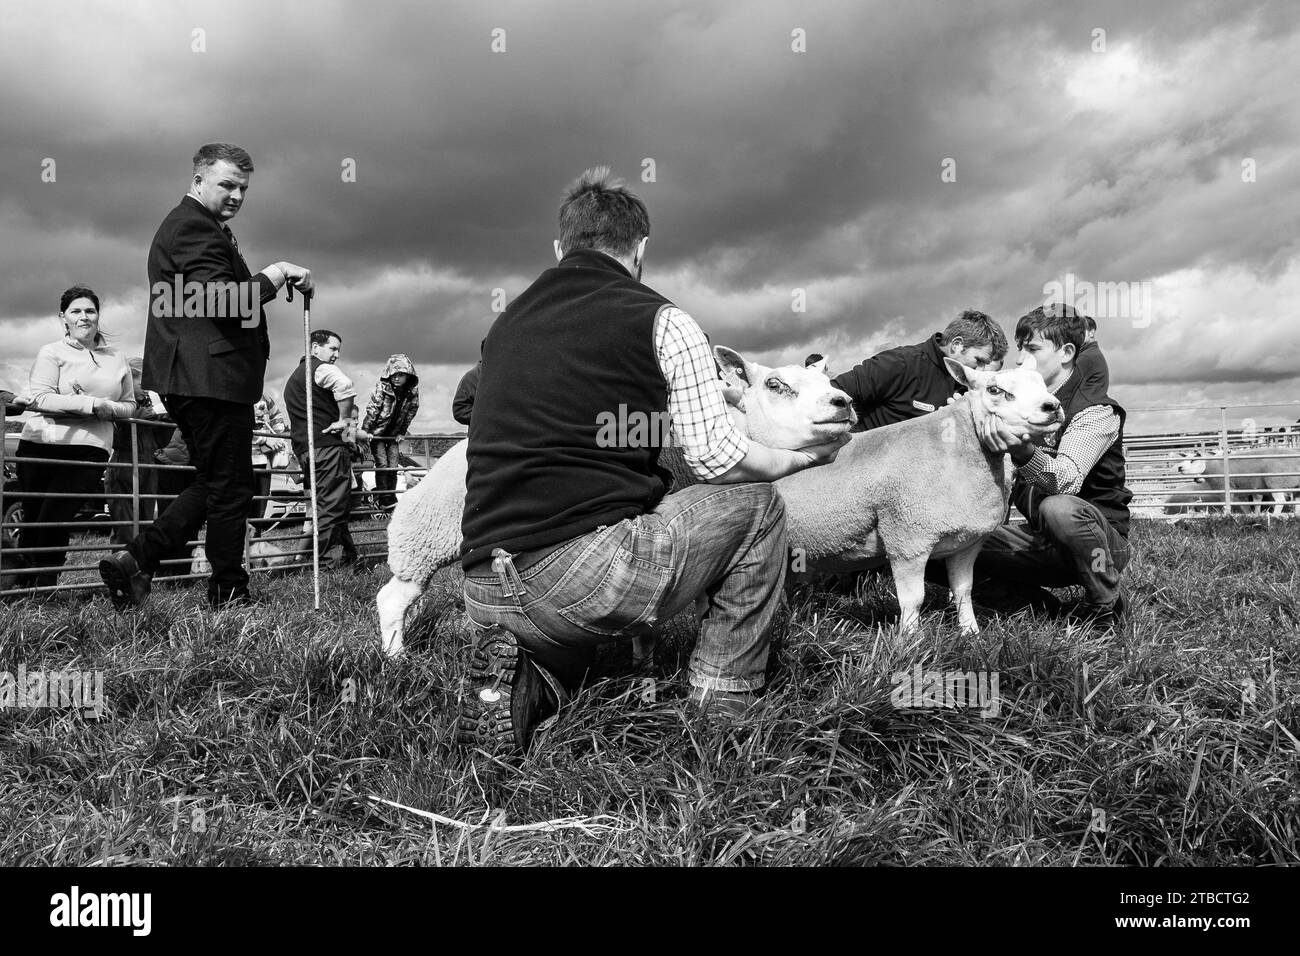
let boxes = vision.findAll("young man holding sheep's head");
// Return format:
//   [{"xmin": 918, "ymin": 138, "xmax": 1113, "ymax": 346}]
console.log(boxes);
[{"xmin": 972, "ymin": 304, "xmax": 1132, "ymax": 631}]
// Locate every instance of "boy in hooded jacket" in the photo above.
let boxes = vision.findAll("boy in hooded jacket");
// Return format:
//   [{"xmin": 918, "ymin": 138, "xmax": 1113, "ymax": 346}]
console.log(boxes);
[{"xmin": 362, "ymin": 354, "xmax": 420, "ymax": 512}]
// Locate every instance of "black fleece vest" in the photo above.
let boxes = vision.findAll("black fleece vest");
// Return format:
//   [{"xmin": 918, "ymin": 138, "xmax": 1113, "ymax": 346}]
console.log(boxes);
[
  {"xmin": 284, "ymin": 355, "xmax": 343, "ymax": 460},
  {"xmin": 1013, "ymin": 368, "xmax": 1132, "ymax": 536},
  {"xmin": 460, "ymin": 250, "xmax": 674, "ymax": 569}
]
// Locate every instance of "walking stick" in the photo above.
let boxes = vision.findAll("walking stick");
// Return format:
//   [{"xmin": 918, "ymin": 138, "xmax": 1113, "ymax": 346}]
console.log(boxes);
[{"xmin": 291, "ymin": 283, "xmax": 321, "ymax": 611}]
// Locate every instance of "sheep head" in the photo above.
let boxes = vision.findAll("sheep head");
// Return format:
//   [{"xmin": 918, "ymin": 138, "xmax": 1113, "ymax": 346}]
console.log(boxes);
[
  {"xmin": 715, "ymin": 345, "xmax": 857, "ymax": 448},
  {"xmin": 944, "ymin": 355, "xmax": 1063, "ymax": 439},
  {"xmin": 1176, "ymin": 451, "xmax": 1209, "ymax": 480}
]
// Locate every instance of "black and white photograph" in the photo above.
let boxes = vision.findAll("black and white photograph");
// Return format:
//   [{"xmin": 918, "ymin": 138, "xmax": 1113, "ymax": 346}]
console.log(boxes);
[{"xmin": 0, "ymin": 0, "xmax": 1295, "ymax": 917}]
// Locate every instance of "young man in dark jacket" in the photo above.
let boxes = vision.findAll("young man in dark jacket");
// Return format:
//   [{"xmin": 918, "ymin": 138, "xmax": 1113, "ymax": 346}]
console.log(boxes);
[
  {"xmin": 457, "ymin": 167, "xmax": 848, "ymax": 754},
  {"xmin": 452, "ymin": 360, "xmax": 479, "ymax": 427},
  {"xmin": 973, "ymin": 304, "xmax": 1132, "ymax": 630},
  {"xmin": 832, "ymin": 310, "xmax": 1008, "ymax": 431}
]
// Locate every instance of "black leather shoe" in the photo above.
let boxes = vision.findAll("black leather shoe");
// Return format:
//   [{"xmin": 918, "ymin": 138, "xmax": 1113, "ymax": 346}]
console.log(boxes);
[
  {"xmin": 456, "ymin": 626, "xmax": 563, "ymax": 754},
  {"xmin": 209, "ymin": 586, "xmax": 257, "ymax": 610},
  {"xmin": 99, "ymin": 550, "xmax": 152, "ymax": 611}
]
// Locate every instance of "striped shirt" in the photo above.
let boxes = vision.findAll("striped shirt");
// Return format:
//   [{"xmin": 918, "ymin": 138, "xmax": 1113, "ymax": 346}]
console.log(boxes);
[
  {"xmin": 1016, "ymin": 371, "xmax": 1120, "ymax": 496},
  {"xmin": 654, "ymin": 306, "xmax": 749, "ymax": 480}
]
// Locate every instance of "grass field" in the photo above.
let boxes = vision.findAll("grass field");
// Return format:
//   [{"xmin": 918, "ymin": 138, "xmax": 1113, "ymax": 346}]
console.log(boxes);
[{"xmin": 1, "ymin": 517, "xmax": 1297, "ymax": 866}]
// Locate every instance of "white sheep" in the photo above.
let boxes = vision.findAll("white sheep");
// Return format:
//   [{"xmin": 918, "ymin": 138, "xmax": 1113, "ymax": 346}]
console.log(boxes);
[
  {"xmin": 377, "ymin": 346, "xmax": 855, "ymax": 655},
  {"xmin": 773, "ymin": 355, "xmax": 1064, "ymax": 634},
  {"xmin": 1176, "ymin": 449, "xmax": 1300, "ymax": 514}
]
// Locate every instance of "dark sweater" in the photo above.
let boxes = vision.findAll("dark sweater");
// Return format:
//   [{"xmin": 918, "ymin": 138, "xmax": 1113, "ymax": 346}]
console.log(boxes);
[
  {"xmin": 832, "ymin": 333, "xmax": 963, "ymax": 431},
  {"xmin": 460, "ymin": 250, "xmax": 674, "ymax": 569}
]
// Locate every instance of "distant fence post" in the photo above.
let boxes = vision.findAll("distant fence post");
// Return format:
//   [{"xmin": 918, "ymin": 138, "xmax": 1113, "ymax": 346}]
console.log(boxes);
[
  {"xmin": 129, "ymin": 419, "xmax": 141, "ymax": 538},
  {"xmin": 1219, "ymin": 406, "xmax": 1231, "ymax": 515},
  {"xmin": 0, "ymin": 406, "xmax": 7, "ymax": 583}
]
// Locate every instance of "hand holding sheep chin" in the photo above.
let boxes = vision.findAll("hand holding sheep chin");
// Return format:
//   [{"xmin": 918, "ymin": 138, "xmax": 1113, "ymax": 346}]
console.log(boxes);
[
  {"xmin": 975, "ymin": 415, "xmax": 1036, "ymax": 464},
  {"xmin": 793, "ymin": 432, "xmax": 852, "ymax": 467}
]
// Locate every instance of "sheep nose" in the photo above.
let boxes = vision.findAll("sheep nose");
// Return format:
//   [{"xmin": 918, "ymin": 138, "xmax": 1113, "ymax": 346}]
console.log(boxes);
[
  {"xmin": 829, "ymin": 395, "xmax": 848, "ymax": 409},
  {"xmin": 1042, "ymin": 400, "xmax": 1061, "ymax": 416}
]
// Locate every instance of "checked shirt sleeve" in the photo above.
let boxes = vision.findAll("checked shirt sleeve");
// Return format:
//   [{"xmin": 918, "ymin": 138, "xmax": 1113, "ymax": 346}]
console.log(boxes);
[
  {"xmin": 1016, "ymin": 404, "xmax": 1119, "ymax": 496},
  {"xmin": 655, "ymin": 306, "xmax": 749, "ymax": 480}
]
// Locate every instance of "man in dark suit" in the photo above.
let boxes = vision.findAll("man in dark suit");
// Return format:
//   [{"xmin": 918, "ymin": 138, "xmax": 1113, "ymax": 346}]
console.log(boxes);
[{"xmin": 100, "ymin": 143, "xmax": 312, "ymax": 610}]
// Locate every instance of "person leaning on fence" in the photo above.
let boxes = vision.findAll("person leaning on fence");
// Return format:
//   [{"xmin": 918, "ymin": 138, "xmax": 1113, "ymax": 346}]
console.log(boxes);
[
  {"xmin": 13, "ymin": 286, "xmax": 137, "ymax": 590},
  {"xmin": 455, "ymin": 167, "xmax": 848, "ymax": 755},
  {"xmin": 832, "ymin": 310, "xmax": 1009, "ymax": 432},
  {"xmin": 970, "ymin": 304, "xmax": 1133, "ymax": 631},
  {"xmin": 284, "ymin": 329, "xmax": 360, "ymax": 570},
  {"xmin": 452, "ymin": 359, "xmax": 480, "ymax": 427},
  {"xmin": 361, "ymin": 354, "xmax": 419, "ymax": 513},
  {"xmin": 98, "ymin": 142, "xmax": 314, "ymax": 612},
  {"xmin": 250, "ymin": 392, "xmax": 290, "ymax": 535},
  {"xmin": 108, "ymin": 357, "xmax": 168, "ymax": 545}
]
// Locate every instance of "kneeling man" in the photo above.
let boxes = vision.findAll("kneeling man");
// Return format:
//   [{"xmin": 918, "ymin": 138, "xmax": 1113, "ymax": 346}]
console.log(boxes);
[
  {"xmin": 974, "ymin": 304, "xmax": 1132, "ymax": 629},
  {"xmin": 457, "ymin": 168, "xmax": 848, "ymax": 753}
]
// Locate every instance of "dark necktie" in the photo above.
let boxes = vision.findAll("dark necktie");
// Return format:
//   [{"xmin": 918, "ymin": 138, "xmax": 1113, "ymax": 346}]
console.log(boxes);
[{"xmin": 222, "ymin": 225, "xmax": 249, "ymax": 272}]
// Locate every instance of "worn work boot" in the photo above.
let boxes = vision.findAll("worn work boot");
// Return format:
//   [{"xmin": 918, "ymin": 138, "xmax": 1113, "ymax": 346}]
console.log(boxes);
[
  {"xmin": 98, "ymin": 550, "xmax": 152, "ymax": 611},
  {"xmin": 688, "ymin": 685, "xmax": 758, "ymax": 719},
  {"xmin": 971, "ymin": 578, "xmax": 1062, "ymax": 617},
  {"xmin": 456, "ymin": 626, "xmax": 564, "ymax": 754},
  {"xmin": 1073, "ymin": 589, "xmax": 1128, "ymax": 634}
]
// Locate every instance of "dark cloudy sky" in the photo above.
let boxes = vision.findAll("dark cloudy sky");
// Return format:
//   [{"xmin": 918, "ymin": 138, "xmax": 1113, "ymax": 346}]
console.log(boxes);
[{"xmin": 2, "ymin": 0, "xmax": 1298, "ymax": 433}]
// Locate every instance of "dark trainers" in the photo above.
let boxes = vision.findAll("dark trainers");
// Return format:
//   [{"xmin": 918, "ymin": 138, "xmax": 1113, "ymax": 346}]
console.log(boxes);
[
  {"xmin": 971, "ymin": 579, "xmax": 1062, "ymax": 617},
  {"xmin": 456, "ymin": 626, "xmax": 563, "ymax": 754},
  {"xmin": 1073, "ymin": 590, "xmax": 1128, "ymax": 633},
  {"xmin": 98, "ymin": 550, "xmax": 152, "ymax": 611},
  {"xmin": 688, "ymin": 685, "xmax": 758, "ymax": 719}
]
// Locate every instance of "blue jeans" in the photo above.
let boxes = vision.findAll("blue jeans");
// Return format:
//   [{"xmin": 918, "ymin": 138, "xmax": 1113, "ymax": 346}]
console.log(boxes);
[
  {"xmin": 975, "ymin": 494, "xmax": 1130, "ymax": 608},
  {"xmin": 462, "ymin": 482, "xmax": 788, "ymax": 693}
]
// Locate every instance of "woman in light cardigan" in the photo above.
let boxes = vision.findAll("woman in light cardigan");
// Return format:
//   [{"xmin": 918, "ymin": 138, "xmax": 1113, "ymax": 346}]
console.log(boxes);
[{"xmin": 15, "ymin": 286, "xmax": 137, "ymax": 590}]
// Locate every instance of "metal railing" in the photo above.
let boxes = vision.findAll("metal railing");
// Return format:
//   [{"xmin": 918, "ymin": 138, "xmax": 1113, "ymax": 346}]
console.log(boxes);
[
  {"xmin": 1124, "ymin": 401, "xmax": 1300, "ymax": 519},
  {"xmin": 1, "ymin": 410, "xmax": 466, "ymax": 597}
]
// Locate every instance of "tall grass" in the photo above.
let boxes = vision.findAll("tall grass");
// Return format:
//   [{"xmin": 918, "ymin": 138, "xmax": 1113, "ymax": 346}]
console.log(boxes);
[{"xmin": 1, "ymin": 518, "xmax": 1296, "ymax": 865}]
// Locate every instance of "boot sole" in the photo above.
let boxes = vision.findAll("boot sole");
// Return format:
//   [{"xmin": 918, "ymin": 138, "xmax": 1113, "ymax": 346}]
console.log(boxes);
[
  {"xmin": 455, "ymin": 628, "xmax": 519, "ymax": 750},
  {"xmin": 98, "ymin": 558, "xmax": 145, "ymax": 612}
]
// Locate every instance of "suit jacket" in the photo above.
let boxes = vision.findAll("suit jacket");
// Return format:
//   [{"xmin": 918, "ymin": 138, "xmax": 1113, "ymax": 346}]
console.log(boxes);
[{"xmin": 141, "ymin": 196, "xmax": 278, "ymax": 405}]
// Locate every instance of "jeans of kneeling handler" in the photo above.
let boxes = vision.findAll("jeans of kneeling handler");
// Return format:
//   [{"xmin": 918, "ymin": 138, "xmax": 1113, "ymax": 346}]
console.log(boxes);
[
  {"xmin": 462, "ymin": 482, "xmax": 788, "ymax": 694},
  {"xmin": 974, "ymin": 494, "xmax": 1129, "ymax": 610}
]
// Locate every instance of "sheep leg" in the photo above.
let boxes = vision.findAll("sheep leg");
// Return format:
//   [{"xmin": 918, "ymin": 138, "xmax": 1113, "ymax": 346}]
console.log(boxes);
[
  {"xmin": 377, "ymin": 575, "xmax": 427, "ymax": 657},
  {"xmin": 945, "ymin": 544, "xmax": 982, "ymax": 636},
  {"xmin": 890, "ymin": 554, "xmax": 929, "ymax": 634}
]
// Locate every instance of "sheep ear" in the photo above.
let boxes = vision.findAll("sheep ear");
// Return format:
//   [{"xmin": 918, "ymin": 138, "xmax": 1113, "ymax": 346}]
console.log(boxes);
[
  {"xmin": 715, "ymin": 346, "xmax": 754, "ymax": 387},
  {"xmin": 808, "ymin": 357, "xmax": 829, "ymax": 376},
  {"xmin": 943, "ymin": 356, "xmax": 976, "ymax": 387}
]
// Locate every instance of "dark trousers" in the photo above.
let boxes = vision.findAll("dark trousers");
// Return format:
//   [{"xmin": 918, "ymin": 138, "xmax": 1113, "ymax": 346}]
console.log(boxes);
[
  {"xmin": 371, "ymin": 439, "xmax": 400, "ymax": 509},
  {"xmin": 974, "ymin": 494, "xmax": 1129, "ymax": 609},
  {"xmin": 299, "ymin": 445, "xmax": 357, "ymax": 569},
  {"xmin": 128, "ymin": 396, "xmax": 255, "ymax": 598},
  {"xmin": 14, "ymin": 440, "xmax": 110, "ymax": 585}
]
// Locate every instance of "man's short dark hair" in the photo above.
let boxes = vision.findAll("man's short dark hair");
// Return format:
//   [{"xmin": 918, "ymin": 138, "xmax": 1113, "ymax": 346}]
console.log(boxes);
[
  {"xmin": 804, "ymin": 353, "xmax": 825, "ymax": 367},
  {"xmin": 193, "ymin": 143, "xmax": 254, "ymax": 174},
  {"xmin": 557, "ymin": 167, "xmax": 650, "ymax": 259},
  {"xmin": 1084, "ymin": 314, "xmax": 1097, "ymax": 333},
  {"xmin": 311, "ymin": 329, "xmax": 341, "ymax": 347},
  {"xmin": 1016, "ymin": 304, "xmax": 1085, "ymax": 353},
  {"xmin": 59, "ymin": 284, "xmax": 100, "ymax": 314},
  {"xmin": 940, "ymin": 310, "xmax": 1008, "ymax": 360}
]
